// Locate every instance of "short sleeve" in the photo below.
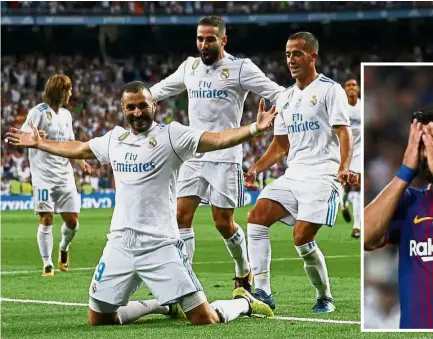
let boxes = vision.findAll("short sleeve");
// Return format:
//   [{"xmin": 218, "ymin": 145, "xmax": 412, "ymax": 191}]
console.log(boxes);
[
  {"xmin": 384, "ymin": 189, "xmax": 413, "ymax": 245},
  {"xmin": 239, "ymin": 58, "xmax": 286, "ymax": 104},
  {"xmin": 88, "ymin": 129, "xmax": 114, "ymax": 164},
  {"xmin": 274, "ymin": 112, "xmax": 287, "ymax": 136},
  {"xmin": 168, "ymin": 122, "xmax": 205, "ymax": 162},
  {"xmin": 325, "ymin": 84, "xmax": 350, "ymax": 127},
  {"xmin": 150, "ymin": 59, "xmax": 187, "ymax": 102},
  {"xmin": 21, "ymin": 107, "xmax": 43, "ymax": 131}
]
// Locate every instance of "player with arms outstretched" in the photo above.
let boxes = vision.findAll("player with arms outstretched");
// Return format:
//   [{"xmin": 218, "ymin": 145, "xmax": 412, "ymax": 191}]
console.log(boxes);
[
  {"xmin": 7, "ymin": 81, "xmax": 276, "ymax": 326},
  {"xmin": 244, "ymin": 32, "xmax": 357, "ymax": 312},
  {"xmin": 20, "ymin": 74, "xmax": 91, "ymax": 276},
  {"xmin": 340, "ymin": 77, "xmax": 361, "ymax": 238},
  {"xmin": 365, "ymin": 106, "xmax": 433, "ymax": 329},
  {"xmin": 150, "ymin": 16, "xmax": 285, "ymax": 291}
]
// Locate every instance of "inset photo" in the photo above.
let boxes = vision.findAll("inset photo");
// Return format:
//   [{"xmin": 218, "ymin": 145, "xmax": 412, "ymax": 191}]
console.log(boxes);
[{"xmin": 363, "ymin": 63, "xmax": 433, "ymax": 331}]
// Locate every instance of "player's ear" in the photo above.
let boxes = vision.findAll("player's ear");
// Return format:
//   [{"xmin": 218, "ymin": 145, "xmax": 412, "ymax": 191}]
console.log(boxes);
[
  {"xmin": 221, "ymin": 35, "xmax": 227, "ymax": 47},
  {"xmin": 310, "ymin": 52, "xmax": 318, "ymax": 63}
]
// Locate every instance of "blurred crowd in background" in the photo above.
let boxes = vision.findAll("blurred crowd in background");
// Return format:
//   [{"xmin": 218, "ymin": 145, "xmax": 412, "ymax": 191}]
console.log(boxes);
[
  {"xmin": 3, "ymin": 1, "xmax": 432, "ymax": 15},
  {"xmin": 363, "ymin": 66, "xmax": 433, "ymax": 329},
  {"xmin": 2, "ymin": 1, "xmax": 433, "ymax": 196}
]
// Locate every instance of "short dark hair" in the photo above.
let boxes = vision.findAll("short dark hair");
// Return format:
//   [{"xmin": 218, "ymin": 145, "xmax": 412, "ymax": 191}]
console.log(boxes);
[
  {"xmin": 121, "ymin": 81, "xmax": 150, "ymax": 97},
  {"xmin": 198, "ymin": 15, "xmax": 226, "ymax": 35},
  {"xmin": 412, "ymin": 103, "xmax": 433, "ymax": 124},
  {"xmin": 288, "ymin": 32, "xmax": 319, "ymax": 53},
  {"xmin": 344, "ymin": 75, "xmax": 359, "ymax": 85}
]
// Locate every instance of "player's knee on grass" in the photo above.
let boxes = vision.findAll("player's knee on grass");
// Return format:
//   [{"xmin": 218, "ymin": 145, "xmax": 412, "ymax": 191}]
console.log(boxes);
[
  {"xmin": 293, "ymin": 221, "xmax": 321, "ymax": 246},
  {"xmin": 181, "ymin": 291, "xmax": 219, "ymax": 325},
  {"xmin": 88, "ymin": 297, "xmax": 120, "ymax": 326},
  {"xmin": 61, "ymin": 213, "xmax": 79, "ymax": 228},
  {"xmin": 39, "ymin": 212, "xmax": 54, "ymax": 226}
]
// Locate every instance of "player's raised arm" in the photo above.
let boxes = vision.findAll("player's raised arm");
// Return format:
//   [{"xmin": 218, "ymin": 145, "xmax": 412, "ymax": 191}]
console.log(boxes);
[
  {"xmin": 364, "ymin": 119, "xmax": 422, "ymax": 250},
  {"xmin": 239, "ymin": 58, "xmax": 286, "ymax": 103},
  {"xmin": 196, "ymin": 98, "xmax": 277, "ymax": 153},
  {"xmin": 149, "ymin": 59, "xmax": 187, "ymax": 102},
  {"xmin": 6, "ymin": 122, "xmax": 96, "ymax": 160}
]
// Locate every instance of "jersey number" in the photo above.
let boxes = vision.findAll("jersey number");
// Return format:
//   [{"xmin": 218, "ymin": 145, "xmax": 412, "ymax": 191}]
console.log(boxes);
[
  {"xmin": 94, "ymin": 262, "xmax": 106, "ymax": 281},
  {"xmin": 37, "ymin": 189, "xmax": 49, "ymax": 202}
]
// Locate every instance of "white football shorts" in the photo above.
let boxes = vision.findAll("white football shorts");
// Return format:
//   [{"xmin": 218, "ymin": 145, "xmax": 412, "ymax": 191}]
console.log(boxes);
[
  {"xmin": 33, "ymin": 184, "xmax": 81, "ymax": 214},
  {"xmin": 258, "ymin": 176, "xmax": 341, "ymax": 227},
  {"xmin": 349, "ymin": 154, "xmax": 361, "ymax": 174},
  {"xmin": 177, "ymin": 161, "xmax": 244, "ymax": 208},
  {"xmin": 88, "ymin": 233, "xmax": 203, "ymax": 308}
]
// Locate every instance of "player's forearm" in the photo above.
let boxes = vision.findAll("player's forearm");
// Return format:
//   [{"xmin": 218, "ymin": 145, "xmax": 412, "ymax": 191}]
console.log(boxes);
[
  {"xmin": 364, "ymin": 177, "xmax": 409, "ymax": 250},
  {"xmin": 37, "ymin": 139, "xmax": 95, "ymax": 160},
  {"xmin": 251, "ymin": 139, "xmax": 288, "ymax": 174},
  {"xmin": 336, "ymin": 126, "xmax": 353, "ymax": 170},
  {"xmin": 197, "ymin": 124, "xmax": 255, "ymax": 153}
]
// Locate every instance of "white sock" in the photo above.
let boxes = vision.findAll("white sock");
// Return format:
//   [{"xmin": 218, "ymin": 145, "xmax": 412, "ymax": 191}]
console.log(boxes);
[
  {"xmin": 37, "ymin": 224, "xmax": 54, "ymax": 267},
  {"xmin": 59, "ymin": 222, "xmax": 79, "ymax": 251},
  {"xmin": 352, "ymin": 192, "xmax": 361, "ymax": 230},
  {"xmin": 117, "ymin": 300, "xmax": 169, "ymax": 324},
  {"xmin": 179, "ymin": 228, "xmax": 195, "ymax": 264},
  {"xmin": 224, "ymin": 223, "xmax": 250, "ymax": 277},
  {"xmin": 295, "ymin": 241, "xmax": 332, "ymax": 299},
  {"xmin": 248, "ymin": 223, "xmax": 271, "ymax": 295},
  {"xmin": 211, "ymin": 298, "xmax": 250, "ymax": 323}
]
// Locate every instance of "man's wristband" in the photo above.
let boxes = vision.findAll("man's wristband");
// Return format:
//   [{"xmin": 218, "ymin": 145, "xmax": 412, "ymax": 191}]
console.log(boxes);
[
  {"xmin": 250, "ymin": 122, "xmax": 262, "ymax": 136},
  {"xmin": 396, "ymin": 164, "xmax": 416, "ymax": 183}
]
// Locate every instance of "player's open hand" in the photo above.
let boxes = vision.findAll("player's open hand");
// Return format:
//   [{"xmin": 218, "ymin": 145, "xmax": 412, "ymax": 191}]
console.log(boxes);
[
  {"xmin": 403, "ymin": 119, "xmax": 423, "ymax": 170},
  {"xmin": 6, "ymin": 121, "xmax": 40, "ymax": 148},
  {"xmin": 338, "ymin": 166, "xmax": 359, "ymax": 186},
  {"xmin": 421, "ymin": 121, "xmax": 433, "ymax": 175},
  {"xmin": 244, "ymin": 170, "xmax": 259, "ymax": 190},
  {"xmin": 256, "ymin": 98, "xmax": 277, "ymax": 133}
]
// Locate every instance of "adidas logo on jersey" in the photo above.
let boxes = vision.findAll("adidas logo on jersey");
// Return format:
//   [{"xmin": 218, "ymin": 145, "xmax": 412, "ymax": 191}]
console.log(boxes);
[{"xmin": 409, "ymin": 239, "xmax": 433, "ymax": 262}]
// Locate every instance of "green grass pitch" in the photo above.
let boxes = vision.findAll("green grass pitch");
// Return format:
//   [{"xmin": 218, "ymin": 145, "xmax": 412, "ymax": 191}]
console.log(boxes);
[{"xmin": 0, "ymin": 206, "xmax": 426, "ymax": 338}]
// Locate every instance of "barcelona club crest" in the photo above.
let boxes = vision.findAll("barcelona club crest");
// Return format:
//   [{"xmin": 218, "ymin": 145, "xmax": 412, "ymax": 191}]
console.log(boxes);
[
  {"xmin": 221, "ymin": 68, "xmax": 230, "ymax": 79},
  {"xmin": 46, "ymin": 112, "xmax": 52, "ymax": 120},
  {"xmin": 148, "ymin": 136, "xmax": 157, "ymax": 149},
  {"xmin": 118, "ymin": 132, "xmax": 130, "ymax": 141},
  {"xmin": 309, "ymin": 95, "xmax": 318, "ymax": 107}
]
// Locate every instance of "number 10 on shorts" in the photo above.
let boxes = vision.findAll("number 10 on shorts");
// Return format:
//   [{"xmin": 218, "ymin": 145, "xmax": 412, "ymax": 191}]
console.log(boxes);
[{"xmin": 37, "ymin": 189, "xmax": 49, "ymax": 202}]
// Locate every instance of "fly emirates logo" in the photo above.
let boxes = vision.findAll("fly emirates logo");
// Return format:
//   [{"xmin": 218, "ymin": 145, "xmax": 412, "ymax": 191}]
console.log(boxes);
[{"xmin": 409, "ymin": 238, "xmax": 433, "ymax": 262}]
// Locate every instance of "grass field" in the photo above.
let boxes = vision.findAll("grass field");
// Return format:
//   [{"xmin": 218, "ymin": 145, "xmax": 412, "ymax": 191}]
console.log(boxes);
[{"xmin": 0, "ymin": 206, "xmax": 427, "ymax": 338}]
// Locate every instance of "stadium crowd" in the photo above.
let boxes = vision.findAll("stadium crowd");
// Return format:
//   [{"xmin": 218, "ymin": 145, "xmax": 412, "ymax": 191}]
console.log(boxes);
[
  {"xmin": 1, "ymin": 45, "xmax": 428, "ymax": 195},
  {"xmin": 363, "ymin": 66, "xmax": 433, "ymax": 329},
  {"xmin": 3, "ymin": 1, "xmax": 432, "ymax": 15}
]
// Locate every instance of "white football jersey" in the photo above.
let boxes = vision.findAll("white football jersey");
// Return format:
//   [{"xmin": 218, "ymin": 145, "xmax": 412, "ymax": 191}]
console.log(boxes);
[
  {"xmin": 88, "ymin": 122, "xmax": 204, "ymax": 249},
  {"xmin": 150, "ymin": 54, "xmax": 285, "ymax": 164},
  {"xmin": 274, "ymin": 74, "xmax": 350, "ymax": 183},
  {"xmin": 347, "ymin": 99, "xmax": 361, "ymax": 160},
  {"xmin": 21, "ymin": 103, "xmax": 75, "ymax": 187}
]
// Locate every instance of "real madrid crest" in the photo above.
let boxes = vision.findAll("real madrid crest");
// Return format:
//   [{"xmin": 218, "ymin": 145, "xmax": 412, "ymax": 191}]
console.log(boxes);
[
  {"xmin": 118, "ymin": 132, "xmax": 130, "ymax": 141},
  {"xmin": 309, "ymin": 95, "xmax": 318, "ymax": 107},
  {"xmin": 148, "ymin": 136, "xmax": 157, "ymax": 149},
  {"xmin": 221, "ymin": 68, "xmax": 229, "ymax": 79},
  {"xmin": 46, "ymin": 112, "xmax": 52, "ymax": 120},
  {"xmin": 192, "ymin": 59, "xmax": 200, "ymax": 70},
  {"xmin": 92, "ymin": 282, "xmax": 97, "ymax": 293}
]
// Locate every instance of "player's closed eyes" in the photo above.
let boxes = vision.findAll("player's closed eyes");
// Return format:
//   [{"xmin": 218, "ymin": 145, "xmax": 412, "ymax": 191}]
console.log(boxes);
[{"xmin": 125, "ymin": 102, "xmax": 149, "ymax": 111}]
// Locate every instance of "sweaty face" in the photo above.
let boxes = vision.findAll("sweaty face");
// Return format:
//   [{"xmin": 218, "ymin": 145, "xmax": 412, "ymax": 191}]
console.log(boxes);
[
  {"xmin": 121, "ymin": 90, "xmax": 156, "ymax": 133},
  {"xmin": 196, "ymin": 25, "xmax": 225, "ymax": 66},
  {"xmin": 344, "ymin": 79, "xmax": 360, "ymax": 98},
  {"xmin": 286, "ymin": 39, "xmax": 317, "ymax": 80}
]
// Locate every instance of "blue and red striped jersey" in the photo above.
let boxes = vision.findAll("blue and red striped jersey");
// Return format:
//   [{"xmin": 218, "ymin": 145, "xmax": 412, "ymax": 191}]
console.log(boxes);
[{"xmin": 386, "ymin": 186, "xmax": 433, "ymax": 329}]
